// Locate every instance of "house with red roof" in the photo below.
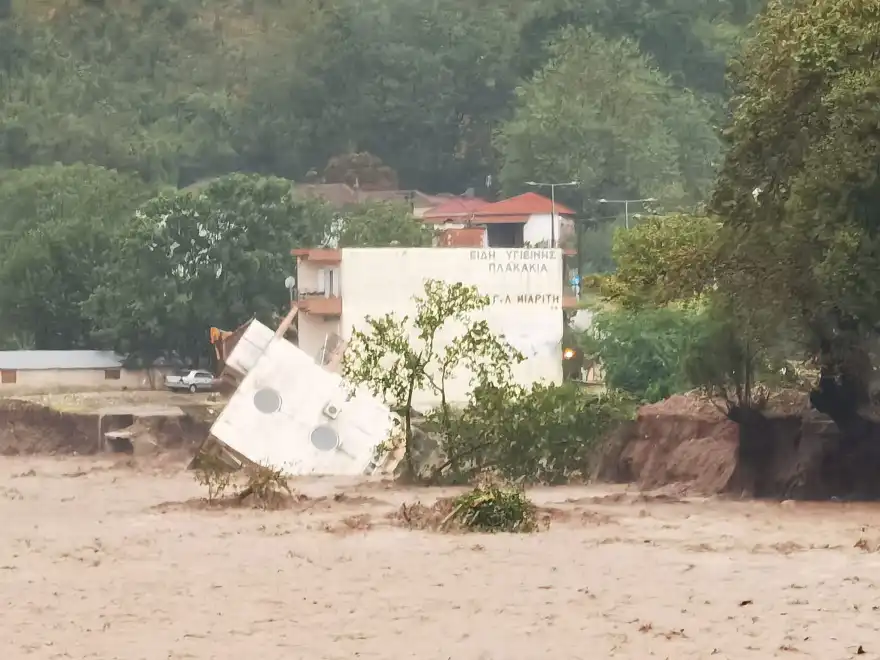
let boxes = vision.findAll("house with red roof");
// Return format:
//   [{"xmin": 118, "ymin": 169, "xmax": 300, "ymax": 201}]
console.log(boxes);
[{"xmin": 422, "ymin": 192, "xmax": 575, "ymax": 249}]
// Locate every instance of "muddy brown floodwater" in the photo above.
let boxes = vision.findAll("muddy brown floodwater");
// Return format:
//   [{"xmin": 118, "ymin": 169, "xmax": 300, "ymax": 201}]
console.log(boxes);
[{"xmin": 2, "ymin": 456, "xmax": 880, "ymax": 660}]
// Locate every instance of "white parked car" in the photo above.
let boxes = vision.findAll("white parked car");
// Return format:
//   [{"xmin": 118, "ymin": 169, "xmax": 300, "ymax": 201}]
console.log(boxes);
[{"xmin": 165, "ymin": 369, "xmax": 216, "ymax": 393}]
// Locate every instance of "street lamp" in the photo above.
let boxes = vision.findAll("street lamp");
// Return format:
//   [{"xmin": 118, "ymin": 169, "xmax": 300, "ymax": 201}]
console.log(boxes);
[
  {"xmin": 525, "ymin": 180, "xmax": 579, "ymax": 247},
  {"xmin": 597, "ymin": 197, "xmax": 657, "ymax": 229}
]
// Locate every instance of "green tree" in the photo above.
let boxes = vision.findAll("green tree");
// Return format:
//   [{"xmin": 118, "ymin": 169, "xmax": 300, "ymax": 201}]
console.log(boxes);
[
  {"xmin": 581, "ymin": 307, "xmax": 705, "ymax": 402},
  {"xmin": 712, "ymin": 0, "xmax": 880, "ymax": 428},
  {"xmin": 236, "ymin": 0, "xmax": 518, "ymax": 192},
  {"xmin": 439, "ymin": 383, "xmax": 635, "ymax": 483},
  {"xmin": 513, "ymin": 0, "xmax": 760, "ymax": 100},
  {"xmin": 85, "ymin": 174, "xmax": 333, "ymax": 365},
  {"xmin": 0, "ymin": 164, "xmax": 154, "ymax": 348},
  {"xmin": 334, "ymin": 201, "xmax": 433, "ymax": 248},
  {"xmin": 591, "ymin": 210, "xmax": 788, "ymax": 416},
  {"xmin": 600, "ymin": 213, "xmax": 720, "ymax": 308},
  {"xmin": 0, "ymin": 1, "xmax": 242, "ymax": 184},
  {"xmin": 496, "ymin": 27, "xmax": 720, "ymax": 213},
  {"xmin": 322, "ymin": 152, "xmax": 399, "ymax": 190},
  {"xmin": 342, "ymin": 279, "xmax": 523, "ymax": 479}
]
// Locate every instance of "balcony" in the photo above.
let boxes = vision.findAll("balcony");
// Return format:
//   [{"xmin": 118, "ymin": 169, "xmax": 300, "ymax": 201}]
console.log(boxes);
[{"xmin": 297, "ymin": 293, "xmax": 342, "ymax": 317}]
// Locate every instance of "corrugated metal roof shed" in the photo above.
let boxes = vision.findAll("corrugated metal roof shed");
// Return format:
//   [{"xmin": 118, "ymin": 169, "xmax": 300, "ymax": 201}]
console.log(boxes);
[{"xmin": 0, "ymin": 351, "xmax": 125, "ymax": 371}]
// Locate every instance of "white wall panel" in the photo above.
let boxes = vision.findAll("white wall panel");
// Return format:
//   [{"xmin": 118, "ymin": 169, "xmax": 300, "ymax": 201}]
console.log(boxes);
[
  {"xmin": 340, "ymin": 247, "xmax": 564, "ymax": 410},
  {"xmin": 212, "ymin": 322, "xmax": 394, "ymax": 476}
]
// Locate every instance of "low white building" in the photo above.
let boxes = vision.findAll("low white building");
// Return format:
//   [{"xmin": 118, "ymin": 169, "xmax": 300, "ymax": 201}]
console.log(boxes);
[
  {"xmin": 0, "ymin": 350, "xmax": 167, "ymax": 394},
  {"xmin": 421, "ymin": 192, "xmax": 576, "ymax": 248},
  {"xmin": 292, "ymin": 247, "xmax": 575, "ymax": 411}
]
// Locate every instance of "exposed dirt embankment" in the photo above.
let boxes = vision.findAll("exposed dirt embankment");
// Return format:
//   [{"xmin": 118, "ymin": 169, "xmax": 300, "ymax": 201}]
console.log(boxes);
[
  {"xmin": 0, "ymin": 400, "xmax": 98, "ymax": 455},
  {"xmin": 596, "ymin": 394, "xmax": 880, "ymax": 500},
  {"xmin": 595, "ymin": 396, "xmax": 738, "ymax": 495},
  {"xmin": 0, "ymin": 400, "xmax": 210, "ymax": 457}
]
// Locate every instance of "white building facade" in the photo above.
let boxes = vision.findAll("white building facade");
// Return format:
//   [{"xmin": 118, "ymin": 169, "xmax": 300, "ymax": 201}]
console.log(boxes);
[{"xmin": 293, "ymin": 247, "xmax": 572, "ymax": 411}]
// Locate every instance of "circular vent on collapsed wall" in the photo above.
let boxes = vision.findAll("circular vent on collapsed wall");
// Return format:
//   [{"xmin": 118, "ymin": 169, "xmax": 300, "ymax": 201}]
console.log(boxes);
[
  {"xmin": 310, "ymin": 424, "xmax": 340, "ymax": 452},
  {"xmin": 253, "ymin": 387, "xmax": 283, "ymax": 414}
]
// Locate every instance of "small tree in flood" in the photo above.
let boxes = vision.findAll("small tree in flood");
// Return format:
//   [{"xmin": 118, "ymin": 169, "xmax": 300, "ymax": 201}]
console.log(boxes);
[{"xmin": 342, "ymin": 279, "xmax": 523, "ymax": 479}]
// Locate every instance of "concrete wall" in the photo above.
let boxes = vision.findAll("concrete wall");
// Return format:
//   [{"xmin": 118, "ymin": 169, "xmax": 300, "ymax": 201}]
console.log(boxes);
[
  {"xmin": 0, "ymin": 368, "xmax": 167, "ymax": 395},
  {"xmin": 211, "ymin": 329, "xmax": 395, "ymax": 476},
  {"xmin": 523, "ymin": 214, "xmax": 575, "ymax": 246},
  {"xmin": 435, "ymin": 227, "xmax": 487, "ymax": 248},
  {"xmin": 295, "ymin": 258, "xmax": 343, "ymax": 364},
  {"xmin": 340, "ymin": 247, "xmax": 564, "ymax": 410}
]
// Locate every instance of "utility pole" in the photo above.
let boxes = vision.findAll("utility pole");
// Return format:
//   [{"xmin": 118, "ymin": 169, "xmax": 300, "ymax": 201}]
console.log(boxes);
[
  {"xmin": 525, "ymin": 180, "xmax": 579, "ymax": 247},
  {"xmin": 597, "ymin": 197, "xmax": 657, "ymax": 229}
]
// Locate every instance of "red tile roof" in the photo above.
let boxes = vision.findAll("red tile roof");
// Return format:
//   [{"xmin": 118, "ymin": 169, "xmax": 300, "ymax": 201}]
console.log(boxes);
[
  {"xmin": 472, "ymin": 192, "xmax": 576, "ymax": 224},
  {"xmin": 421, "ymin": 197, "xmax": 488, "ymax": 223}
]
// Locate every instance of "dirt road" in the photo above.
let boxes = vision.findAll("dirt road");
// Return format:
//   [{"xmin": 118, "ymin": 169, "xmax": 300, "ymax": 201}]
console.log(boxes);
[{"xmin": 2, "ymin": 456, "xmax": 879, "ymax": 659}]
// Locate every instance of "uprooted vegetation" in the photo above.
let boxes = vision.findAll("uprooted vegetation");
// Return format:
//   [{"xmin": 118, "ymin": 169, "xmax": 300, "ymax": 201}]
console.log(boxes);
[
  {"xmin": 192, "ymin": 448, "xmax": 545, "ymax": 532},
  {"xmin": 395, "ymin": 479, "xmax": 542, "ymax": 533},
  {"xmin": 193, "ymin": 455, "xmax": 300, "ymax": 510}
]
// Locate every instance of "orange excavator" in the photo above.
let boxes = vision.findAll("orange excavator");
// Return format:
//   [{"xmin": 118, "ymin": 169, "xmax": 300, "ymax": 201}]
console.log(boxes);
[
  {"xmin": 208, "ymin": 306, "xmax": 300, "ymax": 375},
  {"xmin": 209, "ymin": 320, "xmax": 254, "ymax": 374}
]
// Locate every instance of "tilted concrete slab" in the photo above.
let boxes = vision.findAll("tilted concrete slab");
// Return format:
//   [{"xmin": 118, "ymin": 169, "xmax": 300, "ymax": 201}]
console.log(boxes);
[{"xmin": 206, "ymin": 320, "xmax": 396, "ymax": 477}]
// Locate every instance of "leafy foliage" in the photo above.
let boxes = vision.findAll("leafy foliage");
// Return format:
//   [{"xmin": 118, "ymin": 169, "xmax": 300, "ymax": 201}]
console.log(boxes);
[
  {"xmin": 514, "ymin": 0, "xmax": 758, "ymax": 100},
  {"xmin": 437, "ymin": 383, "xmax": 636, "ymax": 484},
  {"xmin": 496, "ymin": 27, "xmax": 721, "ymax": 212},
  {"xmin": 342, "ymin": 279, "xmax": 524, "ymax": 479},
  {"xmin": 86, "ymin": 174, "xmax": 333, "ymax": 365},
  {"xmin": 334, "ymin": 201, "xmax": 433, "ymax": 248},
  {"xmin": 681, "ymin": 303, "xmax": 796, "ymax": 414},
  {"xmin": 590, "ymin": 210, "xmax": 793, "ymax": 413},
  {"xmin": 600, "ymin": 213, "xmax": 720, "ymax": 308},
  {"xmin": 0, "ymin": 164, "xmax": 154, "ymax": 349},
  {"xmin": 192, "ymin": 452, "xmax": 235, "ymax": 504},
  {"xmin": 711, "ymin": 0, "xmax": 880, "ymax": 422},
  {"xmin": 238, "ymin": 463, "xmax": 295, "ymax": 510},
  {"xmin": 193, "ymin": 457, "xmax": 295, "ymax": 510},
  {"xmin": 395, "ymin": 478, "xmax": 540, "ymax": 533},
  {"xmin": 322, "ymin": 152, "xmax": 399, "ymax": 190},
  {"xmin": 580, "ymin": 308, "xmax": 706, "ymax": 402},
  {"xmin": 449, "ymin": 480, "xmax": 539, "ymax": 533},
  {"xmin": 0, "ymin": 1, "xmax": 242, "ymax": 185},
  {"xmin": 0, "ymin": 0, "xmax": 754, "ymax": 195}
]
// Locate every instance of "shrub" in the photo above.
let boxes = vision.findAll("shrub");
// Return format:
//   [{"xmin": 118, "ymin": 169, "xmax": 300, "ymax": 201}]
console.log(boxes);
[
  {"xmin": 192, "ymin": 453, "xmax": 234, "ymax": 503},
  {"xmin": 395, "ymin": 478, "xmax": 540, "ymax": 533},
  {"xmin": 580, "ymin": 306, "xmax": 707, "ymax": 402},
  {"xmin": 450, "ymin": 481, "xmax": 538, "ymax": 533},
  {"xmin": 436, "ymin": 382, "xmax": 636, "ymax": 484},
  {"xmin": 238, "ymin": 464, "xmax": 294, "ymax": 509}
]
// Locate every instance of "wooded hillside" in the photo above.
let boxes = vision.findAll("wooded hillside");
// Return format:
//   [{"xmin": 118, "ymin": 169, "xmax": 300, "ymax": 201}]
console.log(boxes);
[{"xmin": 0, "ymin": 0, "xmax": 762, "ymax": 197}]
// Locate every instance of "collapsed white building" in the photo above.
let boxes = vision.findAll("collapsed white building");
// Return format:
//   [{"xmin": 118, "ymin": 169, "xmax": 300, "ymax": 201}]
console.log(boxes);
[
  {"xmin": 195, "ymin": 313, "xmax": 397, "ymax": 477},
  {"xmin": 196, "ymin": 247, "xmax": 567, "ymax": 477}
]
